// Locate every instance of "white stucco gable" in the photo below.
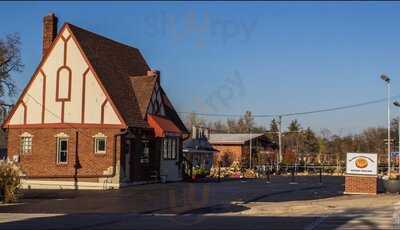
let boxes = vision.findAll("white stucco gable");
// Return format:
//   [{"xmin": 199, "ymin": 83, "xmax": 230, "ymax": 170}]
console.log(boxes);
[{"xmin": 5, "ymin": 25, "xmax": 125, "ymax": 128}]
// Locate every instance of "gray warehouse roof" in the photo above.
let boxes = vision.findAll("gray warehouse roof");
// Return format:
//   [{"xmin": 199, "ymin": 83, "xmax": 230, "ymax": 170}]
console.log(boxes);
[{"xmin": 208, "ymin": 133, "xmax": 265, "ymax": 145}]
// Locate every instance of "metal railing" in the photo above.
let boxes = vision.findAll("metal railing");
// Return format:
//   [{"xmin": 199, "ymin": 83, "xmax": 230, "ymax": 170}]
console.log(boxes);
[{"xmin": 254, "ymin": 164, "xmax": 397, "ymax": 176}]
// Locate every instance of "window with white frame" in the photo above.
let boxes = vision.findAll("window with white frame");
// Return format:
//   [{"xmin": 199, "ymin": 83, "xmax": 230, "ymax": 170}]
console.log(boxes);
[
  {"xmin": 57, "ymin": 138, "xmax": 68, "ymax": 164},
  {"xmin": 95, "ymin": 138, "xmax": 106, "ymax": 154},
  {"xmin": 162, "ymin": 137, "xmax": 179, "ymax": 160},
  {"xmin": 93, "ymin": 133, "xmax": 107, "ymax": 154},
  {"xmin": 20, "ymin": 132, "xmax": 32, "ymax": 154}
]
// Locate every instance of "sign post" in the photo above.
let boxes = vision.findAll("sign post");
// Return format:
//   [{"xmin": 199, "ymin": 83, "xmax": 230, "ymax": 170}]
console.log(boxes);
[{"xmin": 344, "ymin": 153, "xmax": 378, "ymax": 195}]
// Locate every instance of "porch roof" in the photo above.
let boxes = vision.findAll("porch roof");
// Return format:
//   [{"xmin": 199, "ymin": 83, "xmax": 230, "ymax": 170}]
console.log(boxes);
[{"xmin": 147, "ymin": 114, "xmax": 182, "ymax": 137}]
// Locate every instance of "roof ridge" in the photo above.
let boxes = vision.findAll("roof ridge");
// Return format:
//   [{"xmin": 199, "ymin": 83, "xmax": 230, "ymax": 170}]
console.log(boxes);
[{"xmin": 66, "ymin": 23, "xmax": 140, "ymax": 51}]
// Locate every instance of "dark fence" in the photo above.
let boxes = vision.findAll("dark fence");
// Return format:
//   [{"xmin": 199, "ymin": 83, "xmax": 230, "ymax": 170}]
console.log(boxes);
[{"xmin": 254, "ymin": 164, "xmax": 394, "ymax": 176}]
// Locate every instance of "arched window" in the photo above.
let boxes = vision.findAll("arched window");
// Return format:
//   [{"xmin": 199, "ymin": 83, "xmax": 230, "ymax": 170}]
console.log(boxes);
[{"xmin": 56, "ymin": 67, "xmax": 71, "ymax": 101}]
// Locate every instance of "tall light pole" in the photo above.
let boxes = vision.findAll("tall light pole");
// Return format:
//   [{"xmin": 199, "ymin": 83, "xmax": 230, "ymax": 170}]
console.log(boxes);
[
  {"xmin": 393, "ymin": 101, "xmax": 400, "ymax": 175},
  {"xmin": 381, "ymin": 74, "xmax": 391, "ymax": 176}
]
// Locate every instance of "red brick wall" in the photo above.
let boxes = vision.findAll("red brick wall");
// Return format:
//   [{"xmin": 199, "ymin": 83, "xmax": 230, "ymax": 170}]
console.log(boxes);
[
  {"xmin": 212, "ymin": 144, "xmax": 243, "ymax": 166},
  {"xmin": 7, "ymin": 128, "xmax": 121, "ymax": 178},
  {"xmin": 345, "ymin": 175, "xmax": 377, "ymax": 194}
]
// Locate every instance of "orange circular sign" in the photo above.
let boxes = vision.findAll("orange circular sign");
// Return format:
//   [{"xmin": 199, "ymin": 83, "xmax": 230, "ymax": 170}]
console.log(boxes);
[{"xmin": 355, "ymin": 158, "xmax": 368, "ymax": 168}]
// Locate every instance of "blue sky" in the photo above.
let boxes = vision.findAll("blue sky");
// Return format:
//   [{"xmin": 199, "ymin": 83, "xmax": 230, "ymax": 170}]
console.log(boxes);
[{"xmin": 2, "ymin": 2, "xmax": 400, "ymax": 134}]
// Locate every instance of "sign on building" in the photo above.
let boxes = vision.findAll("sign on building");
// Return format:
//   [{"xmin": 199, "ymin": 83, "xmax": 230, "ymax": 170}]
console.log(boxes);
[{"xmin": 346, "ymin": 153, "xmax": 377, "ymax": 175}]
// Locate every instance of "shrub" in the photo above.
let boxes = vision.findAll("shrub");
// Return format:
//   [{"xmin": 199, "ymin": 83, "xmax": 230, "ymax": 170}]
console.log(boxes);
[
  {"xmin": 192, "ymin": 167, "xmax": 210, "ymax": 178},
  {"xmin": 0, "ymin": 160, "xmax": 21, "ymax": 203},
  {"xmin": 388, "ymin": 173, "xmax": 399, "ymax": 180}
]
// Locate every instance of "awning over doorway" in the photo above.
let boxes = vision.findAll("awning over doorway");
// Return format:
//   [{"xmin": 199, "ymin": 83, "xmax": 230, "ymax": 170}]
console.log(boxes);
[{"xmin": 147, "ymin": 114, "xmax": 182, "ymax": 137}]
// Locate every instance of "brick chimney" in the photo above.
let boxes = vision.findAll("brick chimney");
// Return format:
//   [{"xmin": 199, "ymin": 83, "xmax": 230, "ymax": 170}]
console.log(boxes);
[
  {"xmin": 147, "ymin": 69, "xmax": 161, "ymax": 84},
  {"xmin": 42, "ymin": 13, "xmax": 58, "ymax": 57}
]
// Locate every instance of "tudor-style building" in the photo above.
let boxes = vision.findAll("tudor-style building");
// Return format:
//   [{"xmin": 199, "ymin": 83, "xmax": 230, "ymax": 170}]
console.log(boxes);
[{"xmin": 2, "ymin": 13, "xmax": 188, "ymax": 189}]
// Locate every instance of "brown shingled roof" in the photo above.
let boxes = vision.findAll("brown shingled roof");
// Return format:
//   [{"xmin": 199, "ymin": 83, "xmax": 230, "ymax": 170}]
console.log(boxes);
[
  {"xmin": 130, "ymin": 75, "xmax": 157, "ymax": 119},
  {"xmin": 68, "ymin": 23, "xmax": 150, "ymax": 128}
]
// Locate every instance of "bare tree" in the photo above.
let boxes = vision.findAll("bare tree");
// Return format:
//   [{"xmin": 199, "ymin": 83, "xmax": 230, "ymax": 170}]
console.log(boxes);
[
  {"xmin": 184, "ymin": 112, "xmax": 206, "ymax": 131},
  {"xmin": 0, "ymin": 33, "xmax": 23, "ymax": 97}
]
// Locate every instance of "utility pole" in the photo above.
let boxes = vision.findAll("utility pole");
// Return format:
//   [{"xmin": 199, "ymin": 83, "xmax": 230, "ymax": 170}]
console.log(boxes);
[
  {"xmin": 277, "ymin": 115, "xmax": 282, "ymax": 172},
  {"xmin": 249, "ymin": 129, "xmax": 252, "ymax": 169}
]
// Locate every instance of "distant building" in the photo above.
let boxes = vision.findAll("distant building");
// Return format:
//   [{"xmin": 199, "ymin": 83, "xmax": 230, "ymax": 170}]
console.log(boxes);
[
  {"xmin": 183, "ymin": 126, "xmax": 218, "ymax": 170},
  {"xmin": 209, "ymin": 133, "xmax": 276, "ymax": 167}
]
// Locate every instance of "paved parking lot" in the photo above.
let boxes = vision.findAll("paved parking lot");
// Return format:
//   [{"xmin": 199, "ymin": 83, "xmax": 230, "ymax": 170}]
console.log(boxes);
[
  {"xmin": 0, "ymin": 176, "xmax": 399, "ymax": 229},
  {"xmin": 0, "ymin": 176, "xmax": 342, "ymax": 214}
]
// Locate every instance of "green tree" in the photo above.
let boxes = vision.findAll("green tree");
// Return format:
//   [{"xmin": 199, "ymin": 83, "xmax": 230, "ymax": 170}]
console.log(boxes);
[
  {"xmin": 268, "ymin": 118, "xmax": 279, "ymax": 142},
  {"xmin": 284, "ymin": 119, "xmax": 303, "ymax": 157},
  {"xmin": 301, "ymin": 127, "xmax": 319, "ymax": 163},
  {"xmin": 288, "ymin": 119, "xmax": 301, "ymax": 132}
]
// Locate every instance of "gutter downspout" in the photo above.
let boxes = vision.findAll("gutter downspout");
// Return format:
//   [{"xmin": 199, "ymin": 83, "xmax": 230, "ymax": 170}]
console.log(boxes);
[{"xmin": 20, "ymin": 129, "xmax": 128, "ymax": 179}]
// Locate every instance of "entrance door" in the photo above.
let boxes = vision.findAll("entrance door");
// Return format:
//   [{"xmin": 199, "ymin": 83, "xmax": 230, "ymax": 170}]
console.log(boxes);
[
  {"xmin": 159, "ymin": 137, "xmax": 182, "ymax": 182},
  {"xmin": 128, "ymin": 139, "xmax": 153, "ymax": 182}
]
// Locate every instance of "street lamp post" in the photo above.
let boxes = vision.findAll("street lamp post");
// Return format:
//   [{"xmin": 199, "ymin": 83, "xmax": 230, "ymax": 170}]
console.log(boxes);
[
  {"xmin": 381, "ymin": 74, "xmax": 391, "ymax": 176},
  {"xmin": 393, "ymin": 101, "xmax": 400, "ymax": 174}
]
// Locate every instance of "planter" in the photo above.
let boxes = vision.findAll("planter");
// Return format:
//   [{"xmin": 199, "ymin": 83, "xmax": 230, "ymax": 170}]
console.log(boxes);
[{"xmin": 383, "ymin": 179, "xmax": 400, "ymax": 193}]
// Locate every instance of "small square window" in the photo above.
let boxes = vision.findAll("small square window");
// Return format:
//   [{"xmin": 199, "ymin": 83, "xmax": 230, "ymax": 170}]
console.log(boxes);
[
  {"xmin": 20, "ymin": 137, "xmax": 32, "ymax": 154},
  {"xmin": 95, "ymin": 137, "xmax": 106, "ymax": 154}
]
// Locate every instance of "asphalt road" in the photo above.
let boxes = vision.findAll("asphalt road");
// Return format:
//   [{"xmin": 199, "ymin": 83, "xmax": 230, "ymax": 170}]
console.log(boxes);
[{"xmin": 0, "ymin": 176, "xmax": 398, "ymax": 229}]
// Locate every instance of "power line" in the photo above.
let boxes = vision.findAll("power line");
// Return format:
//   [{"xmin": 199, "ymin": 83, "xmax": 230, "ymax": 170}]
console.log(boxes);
[
  {"xmin": 178, "ymin": 95, "xmax": 400, "ymax": 118},
  {"xmin": 8, "ymin": 84, "xmax": 399, "ymax": 131},
  {"xmin": 10, "ymin": 86, "xmax": 97, "ymax": 139}
]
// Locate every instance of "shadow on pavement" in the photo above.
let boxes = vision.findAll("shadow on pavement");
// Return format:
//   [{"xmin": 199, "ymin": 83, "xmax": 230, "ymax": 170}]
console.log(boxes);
[
  {"xmin": 181, "ymin": 203, "xmax": 250, "ymax": 214},
  {"xmin": 0, "ymin": 176, "xmax": 345, "ymax": 215},
  {"xmin": 0, "ymin": 207, "xmax": 384, "ymax": 230}
]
